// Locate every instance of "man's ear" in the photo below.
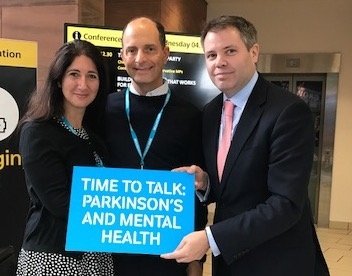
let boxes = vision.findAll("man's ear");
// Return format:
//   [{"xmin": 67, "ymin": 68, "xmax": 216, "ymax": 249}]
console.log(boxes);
[
  {"xmin": 163, "ymin": 46, "xmax": 170, "ymax": 64},
  {"xmin": 120, "ymin": 48, "xmax": 125, "ymax": 61},
  {"xmin": 251, "ymin": 43, "xmax": 259, "ymax": 63}
]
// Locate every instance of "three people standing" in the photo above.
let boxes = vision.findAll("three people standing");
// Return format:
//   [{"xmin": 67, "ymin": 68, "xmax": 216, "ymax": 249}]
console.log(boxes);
[{"xmin": 16, "ymin": 13, "xmax": 330, "ymax": 276}]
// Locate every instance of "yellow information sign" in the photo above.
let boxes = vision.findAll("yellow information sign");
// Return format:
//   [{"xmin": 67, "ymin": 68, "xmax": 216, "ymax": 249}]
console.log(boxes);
[
  {"xmin": 166, "ymin": 34, "xmax": 203, "ymax": 54},
  {"xmin": 66, "ymin": 25, "xmax": 123, "ymax": 48},
  {"xmin": 65, "ymin": 24, "xmax": 203, "ymax": 54},
  {"xmin": 0, "ymin": 38, "xmax": 37, "ymax": 68}
]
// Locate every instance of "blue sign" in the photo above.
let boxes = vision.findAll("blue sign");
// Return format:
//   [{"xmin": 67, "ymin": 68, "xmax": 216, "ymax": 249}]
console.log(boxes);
[{"xmin": 66, "ymin": 166, "xmax": 195, "ymax": 255}]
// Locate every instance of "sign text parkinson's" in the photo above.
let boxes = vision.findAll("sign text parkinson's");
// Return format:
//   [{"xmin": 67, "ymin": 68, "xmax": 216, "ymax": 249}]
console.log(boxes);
[{"xmin": 66, "ymin": 166, "xmax": 195, "ymax": 255}]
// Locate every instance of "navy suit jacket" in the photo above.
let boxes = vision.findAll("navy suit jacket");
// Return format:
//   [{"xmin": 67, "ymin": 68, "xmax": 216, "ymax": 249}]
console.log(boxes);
[{"xmin": 203, "ymin": 75, "xmax": 329, "ymax": 276}]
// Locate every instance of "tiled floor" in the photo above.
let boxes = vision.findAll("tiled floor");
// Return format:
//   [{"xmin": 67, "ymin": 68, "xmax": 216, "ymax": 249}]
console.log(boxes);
[
  {"xmin": 202, "ymin": 215, "xmax": 352, "ymax": 275},
  {"xmin": 317, "ymin": 227, "xmax": 352, "ymax": 276}
]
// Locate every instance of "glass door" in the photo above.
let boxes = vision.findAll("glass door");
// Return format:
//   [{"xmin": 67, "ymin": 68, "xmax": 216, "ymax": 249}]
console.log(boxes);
[{"xmin": 262, "ymin": 74, "xmax": 326, "ymax": 223}]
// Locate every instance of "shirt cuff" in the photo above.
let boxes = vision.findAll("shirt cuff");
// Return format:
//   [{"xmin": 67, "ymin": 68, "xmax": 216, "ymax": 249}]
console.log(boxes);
[
  {"xmin": 195, "ymin": 175, "xmax": 210, "ymax": 202},
  {"xmin": 205, "ymin": 226, "xmax": 220, "ymax": 257}
]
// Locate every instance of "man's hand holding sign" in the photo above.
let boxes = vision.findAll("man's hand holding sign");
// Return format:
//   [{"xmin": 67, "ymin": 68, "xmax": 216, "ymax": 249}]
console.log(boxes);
[{"xmin": 161, "ymin": 165, "xmax": 210, "ymax": 263}]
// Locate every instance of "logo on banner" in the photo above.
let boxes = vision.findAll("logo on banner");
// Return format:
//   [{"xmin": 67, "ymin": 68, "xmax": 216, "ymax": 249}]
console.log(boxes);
[
  {"xmin": 0, "ymin": 87, "xmax": 19, "ymax": 141},
  {"xmin": 72, "ymin": 31, "xmax": 82, "ymax": 40}
]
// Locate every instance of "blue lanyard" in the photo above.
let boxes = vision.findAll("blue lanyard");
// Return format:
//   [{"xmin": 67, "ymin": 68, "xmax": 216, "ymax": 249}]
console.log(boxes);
[{"xmin": 125, "ymin": 88, "xmax": 171, "ymax": 169}]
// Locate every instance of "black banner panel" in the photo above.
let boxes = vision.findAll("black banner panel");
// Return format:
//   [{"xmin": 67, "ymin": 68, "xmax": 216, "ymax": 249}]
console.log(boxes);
[
  {"xmin": 65, "ymin": 23, "xmax": 219, "ymax": 108},
  {"xmin": 0, "ymin": 39, "xmax": 37, "ymax": 255}
]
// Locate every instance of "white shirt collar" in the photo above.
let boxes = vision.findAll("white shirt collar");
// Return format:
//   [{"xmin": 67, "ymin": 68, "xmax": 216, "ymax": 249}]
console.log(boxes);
[
  {"xmin": 223, "ymin": 71, "xmax": 258, "ymax": 109},
  {"xmin": 129, "ymin": 79, "xmax": 169, "ymax": 97}
]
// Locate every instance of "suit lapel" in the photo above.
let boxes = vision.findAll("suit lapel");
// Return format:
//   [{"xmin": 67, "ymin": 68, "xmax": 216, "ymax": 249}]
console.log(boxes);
[
  {"xmin": 203, "ymin": 95, "xmax": 223, "ymax": 189},
  {"xmin": 220, "ymin": 77, "xmax": 269, "ymax": 190}
]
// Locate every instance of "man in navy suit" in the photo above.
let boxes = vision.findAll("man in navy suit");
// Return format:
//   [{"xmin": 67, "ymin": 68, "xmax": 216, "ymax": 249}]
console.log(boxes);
[{"xmin": 161, "ymin": 15, "xmax": 330, "ymax": 276}]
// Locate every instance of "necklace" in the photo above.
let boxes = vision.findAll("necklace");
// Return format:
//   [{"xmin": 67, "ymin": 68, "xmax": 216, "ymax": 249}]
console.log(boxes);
[{"xmin": 55, "ymin": 116, "xmax": 104, "ymax": 167}]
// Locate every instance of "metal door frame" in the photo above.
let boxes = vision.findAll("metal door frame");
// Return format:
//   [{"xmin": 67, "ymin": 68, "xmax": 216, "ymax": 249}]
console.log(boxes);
[{"xmin": 257, "ymin": 53, "xmax": 341, "ymax": 227}]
